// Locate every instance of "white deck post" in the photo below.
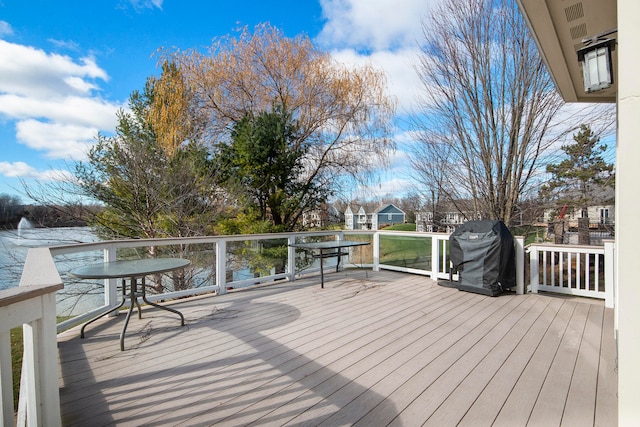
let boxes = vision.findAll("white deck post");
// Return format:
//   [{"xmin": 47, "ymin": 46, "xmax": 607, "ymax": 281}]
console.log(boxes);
[
  {"xmin": 103, "ymin": 244, "xmax": 118, "ymax": 316},
  {"xmin": 604, "ymin": 240, "xmax": 615, "ymax": 309},
  {"xmin": 288, "ymin": 236, "xmax": 296, "ymax": 282},
  {"xmin": 372, "ymin": 232, "xmax": 380, "ymax": 272},
  {"xmin": 8, "ymin": 247, "xmax": 64, "ymax": 427},
  {"xmin": 515, "ymin": 236, "xmax": 525, "ymax": 295},
  {"xmin": 431, "ymin": 235, "xmax": 440, "ymax": 279},
  {"xmin": 529, "ymin": 245, "xmax": 539, "ymax": 294},
  {"xmin": 216, "ymin": 240, "xmax": 227, "ymax": 295}
]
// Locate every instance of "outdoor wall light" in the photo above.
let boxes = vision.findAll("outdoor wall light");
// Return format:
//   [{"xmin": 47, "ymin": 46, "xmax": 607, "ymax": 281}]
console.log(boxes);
[{"xmin": 577, "ymin": 29, "xmax": 617, "ymax": 93}]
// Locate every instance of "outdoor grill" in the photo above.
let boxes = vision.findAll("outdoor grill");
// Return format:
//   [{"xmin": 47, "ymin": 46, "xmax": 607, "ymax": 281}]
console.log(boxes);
[{"xmin": 448, "ymin": 220, "xmax": 516, "ymax": 296}]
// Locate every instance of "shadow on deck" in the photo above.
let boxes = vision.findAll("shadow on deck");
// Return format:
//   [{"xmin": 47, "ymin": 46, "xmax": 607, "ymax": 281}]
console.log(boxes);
[{"xmin": 56, "ymin": 270, "xmax": 617, "ymax": 426}]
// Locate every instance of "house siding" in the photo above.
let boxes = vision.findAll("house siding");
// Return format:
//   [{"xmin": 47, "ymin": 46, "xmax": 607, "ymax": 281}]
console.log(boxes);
[{"xmin": 345, "ymin": 203, "xmax": 406, "ymax": 230}]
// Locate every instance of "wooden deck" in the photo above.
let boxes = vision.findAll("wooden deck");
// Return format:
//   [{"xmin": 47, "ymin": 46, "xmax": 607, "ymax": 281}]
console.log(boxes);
[{"xmin": 56, "ymin": 270, "xmax": 617, "ymax": 426}]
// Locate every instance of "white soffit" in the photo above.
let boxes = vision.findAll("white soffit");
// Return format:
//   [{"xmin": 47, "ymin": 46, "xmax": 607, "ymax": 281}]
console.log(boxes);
[{"xmin": 517, "ymin": 0, "xmax": 617, "ymax": 103}]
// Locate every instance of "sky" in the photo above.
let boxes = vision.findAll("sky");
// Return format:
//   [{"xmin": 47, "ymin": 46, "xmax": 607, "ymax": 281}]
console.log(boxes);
[{"xmin": 0, "ymin": 0, "xmax": 436, "ymax": 203}]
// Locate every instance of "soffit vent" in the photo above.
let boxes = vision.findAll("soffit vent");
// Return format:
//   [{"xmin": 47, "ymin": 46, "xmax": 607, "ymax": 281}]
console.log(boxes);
[
  {"xmin": 570, "ymin": 23, "xmax": 588, "ymax": 40},
  {"xmin": 565, "ymin": 3, "xmax": 585, "ymax": 22}
]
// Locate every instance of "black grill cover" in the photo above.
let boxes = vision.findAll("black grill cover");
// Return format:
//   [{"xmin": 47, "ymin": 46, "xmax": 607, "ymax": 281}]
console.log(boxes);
[{"xmin": 449, "ymin": 220, "xmax": 516, "ymax": 296}]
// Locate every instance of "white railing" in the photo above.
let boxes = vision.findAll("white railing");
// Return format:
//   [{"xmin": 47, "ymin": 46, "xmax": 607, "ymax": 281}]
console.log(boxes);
[
  {"xmin": 41, "ymin": 229, "xmax": 523, "ymax": 331},
  {"xmin": 50, "ymin": 230, "xmax": 349, "ymax": 332},
  {"xmin": 1, "ymin": 248, "xmax": 62, "ymax": 427},
  {"xmin": 373, "ymin": 231, "xmax": 454, "ymax": 279},
  {"xmin": 528, "ymin": 240, "xmax": 615, "ymax": 307},
  {"xmin": 8, "ymin": 229, "xmax": 527, "ymax": 336},
  {"xmin": 373, "ymin": 231, "xmax": 525, "ymax": 294},
  {"xmin": 0, "ymin": 229, "xmax": 560, "ymax": 424}
]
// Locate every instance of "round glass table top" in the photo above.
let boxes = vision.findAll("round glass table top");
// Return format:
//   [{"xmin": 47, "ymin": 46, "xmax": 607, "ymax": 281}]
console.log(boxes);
[{"xmin": 68, "ymin": 258, "xmax": 190, "ymax": 279}]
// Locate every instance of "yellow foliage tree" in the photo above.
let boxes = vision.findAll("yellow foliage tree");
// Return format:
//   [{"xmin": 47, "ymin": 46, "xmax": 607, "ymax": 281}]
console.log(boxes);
[
  {"xmin": 165, "ymin": 23, "xmax": 396, "ymax": 190},
  {"xmin": 146, "ymin": 60, "xmax": 201, "ymax": 157}
]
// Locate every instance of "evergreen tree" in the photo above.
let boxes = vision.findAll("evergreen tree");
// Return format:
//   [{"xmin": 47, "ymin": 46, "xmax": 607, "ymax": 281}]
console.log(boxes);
[
  {"xmin": 542, "ymin": 124, "xmax": 614, "ymax": 218},
  {"xmin": 74, "ymin": 64, "xmax": 222, "ymax": 241},
  {"xmin": 216, "ymin": 104, "xmax": 327, "ymax": 232}
]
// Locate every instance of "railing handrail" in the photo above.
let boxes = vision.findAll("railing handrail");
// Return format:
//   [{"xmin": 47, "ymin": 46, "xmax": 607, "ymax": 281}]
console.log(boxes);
[
  {"xmin": 48, "ymin": 230, "xmax": 346, "ymax": 257},
  {"xmin": 527, "ymin": 242, "xmax": 606, "ymax": 253}
]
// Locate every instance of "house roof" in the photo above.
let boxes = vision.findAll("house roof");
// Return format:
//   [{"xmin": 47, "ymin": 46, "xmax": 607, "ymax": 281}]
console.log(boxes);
[
  {"xmin": 375, "ymin": 204, "xmax": 405, "ymax": 215},
  {"xmin": 554, "ymin": 184, "xmax": 615, "ymax": 205},
  {"xmin": 346, "ymin": 203, "xmax": 406, "ymax": 216}
]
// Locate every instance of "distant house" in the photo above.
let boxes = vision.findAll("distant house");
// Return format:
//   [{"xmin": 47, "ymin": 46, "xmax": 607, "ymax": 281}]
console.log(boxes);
[
  {"xmin": 543, "ymin": 204, "xmax": 615, "ymax": 228},
  {"xmin": 416, "ymin": 211, "xmax": 470, "ymax": 233},
  {"xmin": 303, "ymin": 204, "xmax": 343, "ymax": 228},
  {"xmin": 543, "ymin": 186, "xmax": 615, "ymax": 229},
  {"xmin": 416, "ymin": 200, "xmax": 481, "ymax": 233},
  {"xmin": 345, "ymin": 203, "xmax": 406, "ymax": 230}
]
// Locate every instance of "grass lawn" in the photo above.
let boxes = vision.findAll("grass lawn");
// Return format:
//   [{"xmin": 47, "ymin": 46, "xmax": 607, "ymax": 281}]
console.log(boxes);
[
  {"xmin": 383, "ymin": 223, "xmax": 416, "ymax": 232},
  {"xmin": 11, "ymin": 326, "xmax": 23, "ymax": 410}
]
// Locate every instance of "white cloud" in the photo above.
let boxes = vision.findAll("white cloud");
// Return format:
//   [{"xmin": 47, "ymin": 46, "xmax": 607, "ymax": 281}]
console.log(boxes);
[
  {"xmin": 317, "ymin": 0, "xmax": 437, "ymax": 51},
  {"xmin": 0, "ymin": 94, "xmax": 120, "ymax": 129},
  {"xmin": 47, "ymin": 39, "xmax": 81, "ymax": 51},
  {"xmin": 16, "ymin": 120, "xmax": 96, "ymax": 160},
  {"xmin": 0, "ymin": 161, "xmax": 72, "ymax": 181},
  {"xmin": 316, "ymin": 0, "xmax": 440, "ymax": 199},
  {"xmin": 0, "ymin": 20, "xmax": 13, "ymax": 37},
  {"xmin": 358, "ymin": 177, "xmax": 415, "ymax": 199},
  {"xmin": 317, "ymin": 0, "xmax": 439, "ymax": 120},
  {"xmin": 331, "ymin": 47, "xmax": 422, "ymax": 114},
  {"xmin": 0, "ymin": 40, "xmax": 107, "ymax": 98},
  {"xmin": 0, "ymin": 39, "xmax": 123, "ymax": 178}
]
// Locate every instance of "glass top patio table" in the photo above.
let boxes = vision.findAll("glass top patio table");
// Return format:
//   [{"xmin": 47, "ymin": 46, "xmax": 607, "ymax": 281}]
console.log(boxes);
[
  {"xmin": 289, "ymin": 240, "xmax": 370, "ymax": 288},
  {"xmin": 69, "ymin": 258, "xmax": 190, "ymax": 279},
  {"xmin": 68, "ymin": 258, "xmax": 190, "ymax": 351}
]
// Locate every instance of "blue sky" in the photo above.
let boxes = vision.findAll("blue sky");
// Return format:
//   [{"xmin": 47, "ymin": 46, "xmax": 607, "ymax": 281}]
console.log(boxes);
[{"xmin": 0, "ymin": 0, "xmax": 436, "ymax": 203}]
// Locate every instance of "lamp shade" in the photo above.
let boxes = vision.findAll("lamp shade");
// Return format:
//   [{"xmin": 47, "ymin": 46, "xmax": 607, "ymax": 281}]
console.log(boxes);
[{"xmin": 577, "ymin": 39, "xmax": 614, "ymax": 93}]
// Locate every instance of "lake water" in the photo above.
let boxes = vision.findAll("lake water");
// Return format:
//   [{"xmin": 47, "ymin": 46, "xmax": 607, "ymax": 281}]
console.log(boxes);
[{"xmin": 0, "ymin": 223, "xmax": 104, "ymax": 315}]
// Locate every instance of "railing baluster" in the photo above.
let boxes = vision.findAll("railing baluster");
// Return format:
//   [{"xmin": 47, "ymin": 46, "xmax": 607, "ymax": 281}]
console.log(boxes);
[
  {"xmin": 585, "ymin": 253, "xmax": 591, "ymax": 291},
  {"xmin": 216, "ymin": 240, "xmax": 227, "ymax": 295},
  {"xmin": 551, "ymin": 250, "xmax": 556, "ymax": 288},
  {"xmin": 288, "ymin": 236, "xmax": 297, "ymax": 281},
  {"xmin": 373, "ymin": 232, "xmax": 380, "ymax": 272},
  {"xmin": 431, "ymin": 235, "xmax": 440, "ymax": 279},
  {"xmin": 542, "ymin": 250, "xmax": 547, "ymax": 287},
  {"xmin": 560, "ymin": 251, "xmax": 564, "ymax": 288},
  {"xmin": 529, "ymin": 245, "xmax": 539, "ymax": 294}
]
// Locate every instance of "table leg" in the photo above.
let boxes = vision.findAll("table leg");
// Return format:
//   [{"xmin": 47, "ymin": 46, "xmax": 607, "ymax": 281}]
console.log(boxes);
[
  {"xmin": 140, "ymin": 277, "xmax": 185, "ymax": 326},
  {"xmin": 120, "ymin": 278, "xmax": 138, "ymax": 351},
  {"xmin": 319, "ymin": 248, "xmax": 325, "ymax": 288},
  {"xmin": 80, "ymin": 280, "xmax": 126, "ymax": 339},
  {"xmin": 117, "ymin": 276, "xmax": 185, "ymax": 351}
]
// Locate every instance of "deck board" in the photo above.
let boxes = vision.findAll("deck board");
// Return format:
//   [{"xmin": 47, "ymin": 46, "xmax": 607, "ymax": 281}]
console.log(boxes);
[
  {"xmin": 491, "ymin": 299, "xmax": 577, "ymax": 427},
  {"xmin": 595, "ymin": 308, "xmax": 618, "ymax": 426},
  {"xmin": 528, "ymin": 302, "xmax": 589, "ymax": 426},
  {"xmin": 563, "ymin": 305, "xmax": 604, "ymax": 426},
  {"xmin": 457, "ymin": 297, "xmax": 564, "ymax": 426},
  {"xmin": 56, "ymin": 270, "xmax": 617, "ymax": 426}
]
